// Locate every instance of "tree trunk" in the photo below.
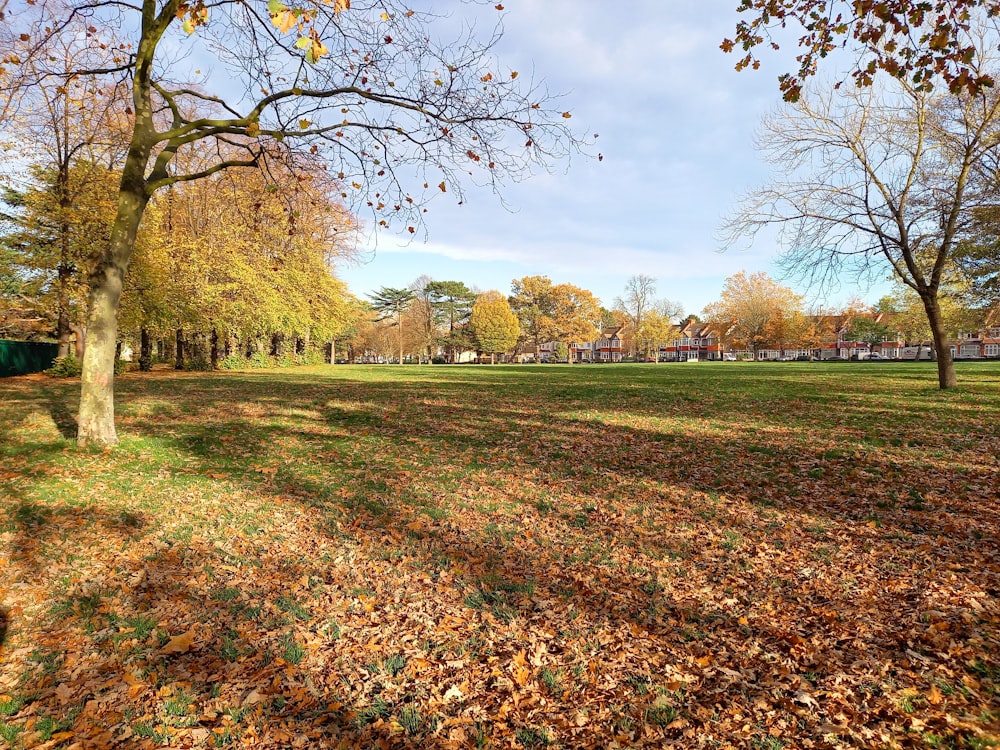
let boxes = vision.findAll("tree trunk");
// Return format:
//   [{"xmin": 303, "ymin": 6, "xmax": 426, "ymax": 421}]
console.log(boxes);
[
  {"xmin": 397, "ymin": 312, "xmax": 404, "ymax": 364},
  {"xmin": 210, "ymin": 328, "xmax": 220, "ymax": 370},
  {"xmin": 77, "ymin": 181, "xmax": 148, "ymax": 446},
  {"xmin": 71, "ymin": 323, "xmax": 87, "ymax": 359},
  {"xmin": 921, "ymin": 291, "xmax": 956, "ymax": 389},
  {"xmin": 56, "ymin": 279, "xmax": 72, "ymax": 359},
  {"xmin": 175, "ymin": 329, "xmax": 185, "ymax": 369},
  {"xmin": 56, "ymin": 170, "xmax": 74, "ymax": 359},
  {"xmin": 139, "ymin": 327, "xmax": 152, "ymax": 371}
]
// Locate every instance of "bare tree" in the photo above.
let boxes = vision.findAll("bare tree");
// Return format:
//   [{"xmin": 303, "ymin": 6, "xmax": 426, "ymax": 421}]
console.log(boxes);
[
  {"xmin": 614, "ymin": 274, "xmax": 655, "ymax": 356},
  {"xmin": 3, "ymin": 0, "xmax": 582, "ymax": 445},
  {"xmin": 652, "ymin": 297, "xmax": 684, "ymax": 323},
  {"xmin": 724, "ymin": 47, "xmax": 1000, "ymax": 388},
  {"xmin": 408, "ymin": 275, "xmax": 437, "ymax": 363}
]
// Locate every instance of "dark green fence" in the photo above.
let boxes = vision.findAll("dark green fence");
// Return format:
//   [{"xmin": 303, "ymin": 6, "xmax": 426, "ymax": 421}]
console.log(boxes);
[{"xmin": 0, "ymin": 340, "xmax": 59, "ymax": 377}]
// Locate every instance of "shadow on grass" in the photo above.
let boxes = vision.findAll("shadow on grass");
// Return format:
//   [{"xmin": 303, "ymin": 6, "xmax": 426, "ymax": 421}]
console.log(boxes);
[
  {"xmin": 1, "ymin": 365, "xmax": 998, "ymax": 747},
  {"xmin": 44, "ymin": 389, "xmax": 78, "ymax": 441}
]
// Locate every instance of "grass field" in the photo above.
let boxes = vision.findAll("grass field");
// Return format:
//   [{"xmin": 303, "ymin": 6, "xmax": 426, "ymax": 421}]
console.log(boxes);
[{"xmin": 0, "ymin": 361, "xmax": 998, "ymax": 749}]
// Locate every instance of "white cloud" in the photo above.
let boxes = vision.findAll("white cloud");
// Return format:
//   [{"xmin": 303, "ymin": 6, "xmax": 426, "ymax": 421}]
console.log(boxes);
[{"xmin": 342, "ymin": 2, "xmax": 885, "ymax": 314}]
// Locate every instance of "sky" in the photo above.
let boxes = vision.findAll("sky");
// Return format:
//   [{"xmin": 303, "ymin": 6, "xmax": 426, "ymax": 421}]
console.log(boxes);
[{"xmin": 337, "ymin": 0, "xmax": 891, "ymax": 317}]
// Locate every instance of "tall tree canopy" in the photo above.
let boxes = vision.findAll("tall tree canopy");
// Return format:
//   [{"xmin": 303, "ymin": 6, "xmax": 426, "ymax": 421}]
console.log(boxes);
[
  {"xmin": 368, "ymin": 286, "xmax": 415, "ymax": 364},
  {"xmin": 426, "ymin": 280, "xmax": 476, "ymax": 362},
  {"xmin": 1, "ymin": 0, "xmax": 582, "ymax": 445},
  {"xmin": 509, "ymin": 276, "xmax": 560, "ymax": 360},
  {"xmin": 725, "ymin": 3, "xmax": 1000, "ymax": 387},
  {"xmin": 1, "ymin": 162, "xmax": 119, "ymax": 354},
  {"xmin": 469, "ymin": 290, "xmax": 520, "ymax": 363},
  {"xmin": 551, "ymin": 283, "xmax": 602, "ymax": 361},
  {"xmin": 703, "ymin": 271, "xmax": 804, "ymax": 357}
]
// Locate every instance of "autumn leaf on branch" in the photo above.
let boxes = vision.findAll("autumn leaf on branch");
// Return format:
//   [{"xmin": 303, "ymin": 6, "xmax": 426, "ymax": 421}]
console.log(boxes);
[{"xmin": 724, "ymin": 0, "xmax": 996, "ymax": 100}]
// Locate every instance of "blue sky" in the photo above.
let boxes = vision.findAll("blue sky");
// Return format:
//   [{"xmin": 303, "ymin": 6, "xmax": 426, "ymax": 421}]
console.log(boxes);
[{"xmin": 338, "ymin": 1, "xmax": 891, "ymax": 317}]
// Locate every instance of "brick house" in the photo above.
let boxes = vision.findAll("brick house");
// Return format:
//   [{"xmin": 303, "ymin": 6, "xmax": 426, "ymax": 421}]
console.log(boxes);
[
  {"xmin": 538, "ymin": 325, "xmax": 627, "ymax": 362},
  {"xmin": 660, "ymin": 320, "xmax": 726, "ymax": 361},
  {"xmin": 951, "ymin": 308, "xmax": 1000, "ymax": 359}
]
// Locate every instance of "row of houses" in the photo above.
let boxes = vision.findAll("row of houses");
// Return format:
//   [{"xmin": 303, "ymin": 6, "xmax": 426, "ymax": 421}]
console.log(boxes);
[
  {"xmin": 534, "ymin": 325, "xmax": 632, "ymax": 362},
  {"xmin": 532, "ymin": 312, "xmax": 1000, "ymax": 363}
]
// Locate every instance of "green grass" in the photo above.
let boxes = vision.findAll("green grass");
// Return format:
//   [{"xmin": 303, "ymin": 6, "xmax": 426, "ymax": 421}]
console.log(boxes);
[{"xmin": 1, "ymin": 361, "xmax": 998, "ymax": 748}]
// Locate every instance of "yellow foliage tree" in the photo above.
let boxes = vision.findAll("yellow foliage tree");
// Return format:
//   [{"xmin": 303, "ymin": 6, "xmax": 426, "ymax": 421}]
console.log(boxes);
[{"xmin": 470, "ymin": 290, "xmax": 520, "ymax": 364}]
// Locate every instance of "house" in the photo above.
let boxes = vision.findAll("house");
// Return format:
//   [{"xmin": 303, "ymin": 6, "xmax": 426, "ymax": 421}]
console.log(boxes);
[
  {"xmin": 594, "ymin": 325, "xmax": 626, "ymax": 362},
  {"xmin": 951, "ymin": 307, "xmax": 1000, "ymax": 358},
  {"xmin": 537, "ymin": 325, "xmax": 626, "ymax": 362},
  {"xmin": 529, "ymin": 307, "xmax": 1000, "ymax": 363},
  {"xmin": 659, "ymin": 320, "xmax": 726, "ymax": 361},
  {"xmin": 677, "ymin": 312, "xmax": 908, "ymax": 361}
]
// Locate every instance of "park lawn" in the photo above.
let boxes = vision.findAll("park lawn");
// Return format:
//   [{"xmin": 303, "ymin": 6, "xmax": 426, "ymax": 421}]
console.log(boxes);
[{"xmin": 0, "ymin": 361, "xmax": 998, "ymax": 749}]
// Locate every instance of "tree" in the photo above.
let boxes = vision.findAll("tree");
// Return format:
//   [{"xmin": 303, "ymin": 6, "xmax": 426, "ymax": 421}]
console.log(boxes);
[
  {"xmin": 550, "ymin": 283, "xmax": 601, "ymax": 362},
  {"xmin": 798, "ymin": 307, "xmax": 840, "ymax": 353},
  {"xmin": 726, "ymin": 52, "xmax": 1000, "ymax": 387},
  {"xmin": 407, "ymin": 276, "xmax": 438, "ymax": 364},
  {"xmin": 846, "ymin": 313, "xmax": 892, "ymax": 349},
  {"xmin": 118, "ymin": 164, "xmax": 357, "ymax": 368},
  {"xmin": 635, "ymin": 309, "xmax": 677, "ymax": 362},
  {"xmin": 509, "ymin": 276, "xmax": 560, "ymax": 361},
  {"xmin": 599, "ymin": 307, "xmax": 623, "ymax": 330},
  {"xmin": 3, "ymin": 1, "xmax": 581, "ymax": 446},
  {"xmin": 350, "ymin": 311, "xmax": 397, "ymax": 363},
  {"xmin": 614, "ymin": 274, "xmax": 656, "ymax": 356},
  {"xmin": 368, "ymin": 287, "xmax": 415, "ymax": 364},
  {"xmin": 1, "ymin": 161, "xmax": 119, "ymax": 356},
  {"xmin": 0, "ymin": 23, "xmax": 129, "ymax": 358},
  {"xmin": 469, "ymin": 290, "xmax": 520, "ymax": 364},
  {"xmin": 426, "ymin": 280, "xmax": 476, "ymax": 362},
  {"xmin": 956, "ymin": 206, "xmax": 1000, "ymax": 306},
  {"xmin": 887, "ymin": 282, "xmax": 982, "ymax": 351},
  {"xmin": 724, "ymin": 1, "xmax": 998, "ymax": 102},
  {"xmin": 703, "ymin": 272, "xmax": 803, "ymax": 358}
]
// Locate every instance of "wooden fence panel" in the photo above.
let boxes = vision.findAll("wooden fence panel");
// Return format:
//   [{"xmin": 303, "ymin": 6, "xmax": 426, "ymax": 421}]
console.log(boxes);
[{"xmin": 0, "ymin": 340, "xmax": 59, "ymax": 377}]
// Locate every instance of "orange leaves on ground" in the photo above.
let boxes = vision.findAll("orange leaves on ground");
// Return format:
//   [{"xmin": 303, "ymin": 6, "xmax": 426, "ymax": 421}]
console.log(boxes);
[
  {"xmin": 1, "ymin": 366, "xmax": 998, "ymax": 747},
  {"xmin": 160, "ymin": 625, "xmax": 198, "ymax": 654}
]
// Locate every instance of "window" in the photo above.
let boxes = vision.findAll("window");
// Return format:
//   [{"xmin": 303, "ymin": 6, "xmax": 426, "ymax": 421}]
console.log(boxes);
[{"xmin": 985, "ymin": 344, "xmax": 999, "ymax": 357}]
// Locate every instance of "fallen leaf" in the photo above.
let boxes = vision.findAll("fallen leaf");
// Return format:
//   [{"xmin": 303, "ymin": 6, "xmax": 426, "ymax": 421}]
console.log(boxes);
[
  {"xmin": 928, "ymin": 684, "xmax": 943, "ymax": 705},
  {"xmin": 161, "ymin": 626, "xmax": 197, "ymax": 654}
]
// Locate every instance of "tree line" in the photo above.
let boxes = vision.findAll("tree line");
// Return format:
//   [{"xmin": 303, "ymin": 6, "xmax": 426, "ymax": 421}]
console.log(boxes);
[
  {"xmin": 2, "ymin": 160, "xmax": 360, "ymax": 369},
  {"xmin": 4, "ymin": 0, "xmax": 1000, "ymax": 446},
  {"xmin": 333, "ymin": 268, "xmax": 995, "ymax": 365}
]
